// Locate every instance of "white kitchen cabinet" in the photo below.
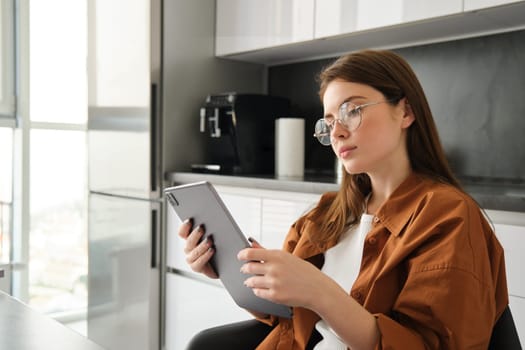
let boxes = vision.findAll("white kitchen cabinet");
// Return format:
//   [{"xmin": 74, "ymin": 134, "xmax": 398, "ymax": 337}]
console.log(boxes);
[
  {"xmin": 261, "ymin": 196, "xmax": 319, "ymax": 249},
  {"xmin": 220, "ymin": 191, "xmax": 262, "ymax": 241},
  {"xmin": 494, "ymin": 223, "xmax": 525, "ymax": 346},
  {"xmin": 509, "ymin": 295, "xmax": 525, "ymax": 345},
  {"xmin": 214, "ymin": 185, "xmax": 320, "ymax": 249},
  {"xmin": 487, "ymin": 210, "xmax": 525, "ymax": 344},
  {"xmin": 164, "ymin": 273, "xmax": 251, "ymax": 350},
  {"xmin": 215, "ymin": 0, "xmax": 315, "ymax": 55},
  {"xmin": 315, "ymin": 0, "xmax": 463, "ymax": 38},
  {"xmin": 215, "ymin": 0, "xmax": 525, "ymax": 65},
  {"xmin": 400, "ymin": 0, "xmax": 463, "ymax": 21},
  {"xmin": 464, "ymin": 0, "xmax": 524, "ymax": 11},
  {"xmin": 493, "ymin": 223, "xmax": 525, "ymax": 297}
]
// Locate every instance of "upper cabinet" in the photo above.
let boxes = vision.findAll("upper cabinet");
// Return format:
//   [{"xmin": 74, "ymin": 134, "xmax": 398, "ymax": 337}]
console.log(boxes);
[
  {"xmin": 464, "ymin": 0, "xmax": 523, "ymax": 11},
  {"xmin": 215, "ymin": 0, "xmax": 314, "ymax": 56},
  {"xmin": 215, "ymin": 0, "xmax": 525, "ymax": 65},
  {"xmin": 315, "ymin": 0, "xmax": 462, "ymax": 38}
]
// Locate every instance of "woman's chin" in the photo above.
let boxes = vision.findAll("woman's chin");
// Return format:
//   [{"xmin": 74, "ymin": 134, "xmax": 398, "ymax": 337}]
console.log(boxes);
[{"xmin": 341, "ymin": 162, "xmax": 362, "ymax": 175}]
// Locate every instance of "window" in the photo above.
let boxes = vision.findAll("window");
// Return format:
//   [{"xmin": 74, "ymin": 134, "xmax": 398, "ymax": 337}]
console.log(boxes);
[
  {"xmin": 0, "ymin": 0, "xmax": 15, "ymax": 295},
  {"xmin": 29, "ymin": 0, "xmax": 87, "ymax": 124},
  {"xmin": 29, "ymin": 130, "xmax": 87, "ymax": 313},
  {"xmin": 0, "ymin": 128, "xmax": 13, "ymax": 267},
  {"xmin": 27, "ymin": 0, "xmax": 88, "ymax": 315}
]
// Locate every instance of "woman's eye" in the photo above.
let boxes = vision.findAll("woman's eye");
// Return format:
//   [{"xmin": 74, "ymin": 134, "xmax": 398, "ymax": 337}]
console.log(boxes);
[{"xmin": 348, "ymin": 108, "xmax": 360, "ymax": 118}]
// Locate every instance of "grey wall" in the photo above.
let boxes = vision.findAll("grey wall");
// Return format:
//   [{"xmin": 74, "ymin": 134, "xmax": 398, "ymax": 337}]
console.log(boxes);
[{"xmin": 269, "ymin": 29, "xmax": 525, "ymax": 183}]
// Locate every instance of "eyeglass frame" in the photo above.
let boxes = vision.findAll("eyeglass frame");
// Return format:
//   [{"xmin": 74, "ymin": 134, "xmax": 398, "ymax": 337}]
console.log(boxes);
[{"xmin": 313, "ymin": 99, "xmax": 398, "ymax": 146}]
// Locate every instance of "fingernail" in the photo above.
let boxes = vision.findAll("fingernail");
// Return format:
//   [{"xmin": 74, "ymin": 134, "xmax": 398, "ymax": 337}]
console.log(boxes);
[
  {"xmin": 248, "ymin": 237, "xmax": 259, "ymax": 244},
  {"xmin": 248, "ymin": 237, "xmax": 261, "ymax": 247}
]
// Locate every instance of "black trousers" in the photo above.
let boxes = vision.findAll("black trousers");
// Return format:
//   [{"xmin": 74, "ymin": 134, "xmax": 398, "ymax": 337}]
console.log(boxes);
[{"xmin": 186, "ymin": 319, "xmax": 322, "ymax": 350}]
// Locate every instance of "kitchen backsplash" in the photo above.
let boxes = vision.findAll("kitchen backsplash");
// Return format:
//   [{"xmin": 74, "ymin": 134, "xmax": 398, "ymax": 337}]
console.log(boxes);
[{"xmin": 269, "ymin": 29, "xmax": 525, "ymax": 184}]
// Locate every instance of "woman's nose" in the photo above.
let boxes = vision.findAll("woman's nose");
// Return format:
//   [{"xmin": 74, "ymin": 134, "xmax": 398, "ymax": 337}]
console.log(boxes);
[{"xmin": 331, "ymin": 119, "xmax": 350, "ymax": 141}]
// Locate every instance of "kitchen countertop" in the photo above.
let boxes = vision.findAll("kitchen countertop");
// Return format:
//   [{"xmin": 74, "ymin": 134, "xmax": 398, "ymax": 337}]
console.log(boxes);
[
  {"xmin": 167, "ymin": 172, "xmax": 340, "ymax": 194},
  {"xmin": 0, "ymin": 291, "xmax": 104, "ymax": 350},
  {"xmin": 166, "ymin": 172, "xmax": 525, "ymax": 213}
]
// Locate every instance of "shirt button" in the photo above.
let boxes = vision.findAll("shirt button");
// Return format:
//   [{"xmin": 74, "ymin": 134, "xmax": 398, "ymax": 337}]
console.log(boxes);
[
  {"xmin": 373, "ymin": 216, "xmax": 380, "ymax": 223},
  {"xmin": 368, "ymin": 236, "xmax": 377, "ymax": 245}
]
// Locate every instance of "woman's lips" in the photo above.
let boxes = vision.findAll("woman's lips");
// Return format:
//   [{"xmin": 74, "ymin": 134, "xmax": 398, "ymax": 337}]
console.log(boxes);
[{"xmin": 339, "ymin": 146, "xmax": 357, "ymax": 158}]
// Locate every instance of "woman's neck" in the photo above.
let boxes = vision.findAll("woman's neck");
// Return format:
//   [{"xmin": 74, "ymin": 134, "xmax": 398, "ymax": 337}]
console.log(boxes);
[{"xmin": 366, "ymin": 167, "xmax": 412, "ymax": 215}]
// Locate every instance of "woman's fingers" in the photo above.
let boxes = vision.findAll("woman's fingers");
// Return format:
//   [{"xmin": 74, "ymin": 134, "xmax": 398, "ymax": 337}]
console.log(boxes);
[
  {"xmin": 248, "ymin": 236, "xmax": 264, "ymax": 248},
  {"xmin": 186, "ymin": 237, "xmax": 212, "ymax": 264},
  {"xmin": 177, "ymin": 219, "xmax": 218, "ymax": 278},
  {"xmin": 243, "ymin": 274, "xmax": 269, "ymax": 289},
  {"xmin": 184, "ymin": 225, "xmax": 205, "ymax": 254},
  {"xmin": 240, "ymin": 260, "xmax": 267, "ymax": 275},
  {"xmin": 188, "ymin": 241, "xmax": 214, "ymax": 272},
  {"xmin": 178, "ymin": 218, "xmax": 193, "ymax": 239},
  {"xmin": 237, "ymin": 247, "xmax": 273, "ymax": 262}
]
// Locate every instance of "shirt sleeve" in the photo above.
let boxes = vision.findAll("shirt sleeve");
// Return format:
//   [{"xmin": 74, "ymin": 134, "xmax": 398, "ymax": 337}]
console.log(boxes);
[{"xmin": 374, "ymin": 268, "xmax": 497, "ymax": 349}]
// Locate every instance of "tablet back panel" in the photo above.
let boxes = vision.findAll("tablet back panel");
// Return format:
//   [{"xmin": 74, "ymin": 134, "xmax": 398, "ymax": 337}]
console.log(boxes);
[{"xmin": 165, "ymin": 181, "xmax": 292, "ymax": 318}]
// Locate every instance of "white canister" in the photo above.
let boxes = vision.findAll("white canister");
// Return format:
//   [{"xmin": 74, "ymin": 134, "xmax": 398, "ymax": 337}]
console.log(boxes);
[{"xmin": 275, "ymin": 118, "xmax": 305, "ymax": 178}]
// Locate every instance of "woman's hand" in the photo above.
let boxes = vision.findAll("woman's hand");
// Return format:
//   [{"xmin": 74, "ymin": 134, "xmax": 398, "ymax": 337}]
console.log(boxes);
[
  {"xmin": 237, "ymin": 247, "xmax": 331, "ymax": 310},
  {"xmin": 178, "ymin": 219, "xmax": 218, "ymax": 279}
]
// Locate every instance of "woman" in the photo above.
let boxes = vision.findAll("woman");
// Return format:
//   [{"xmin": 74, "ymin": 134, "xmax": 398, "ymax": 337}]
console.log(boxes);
[{"xmin": 179, "ymin": 50, "xmax": 508, "ymax": 349}]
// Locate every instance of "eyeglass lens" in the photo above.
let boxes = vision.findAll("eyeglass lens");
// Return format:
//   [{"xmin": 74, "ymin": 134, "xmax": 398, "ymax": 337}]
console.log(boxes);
[
  {"xmin": 314, "ymin": 119, "xmax": 332, "ymax": 146},
  {"xmin": 313, "ymin": 103, "xmax": 361, "ymax": 145}
]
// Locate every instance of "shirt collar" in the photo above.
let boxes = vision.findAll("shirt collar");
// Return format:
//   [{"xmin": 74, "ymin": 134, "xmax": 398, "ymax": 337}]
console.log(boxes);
[{"xmin": 375, "ymin": 172, "xmax": 428, "ymax": 237}]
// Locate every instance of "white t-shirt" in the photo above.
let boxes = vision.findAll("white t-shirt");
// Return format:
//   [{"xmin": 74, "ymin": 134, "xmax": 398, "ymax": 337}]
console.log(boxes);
[{"xmin": 313, "ymin": 213, "xmax": 374, "ymax": 350}]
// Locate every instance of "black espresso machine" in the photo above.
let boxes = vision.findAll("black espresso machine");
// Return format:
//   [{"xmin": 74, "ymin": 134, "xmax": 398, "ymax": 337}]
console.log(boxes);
[{"xmin": 192, "ymin": 93, "xmax": 290, "ymax": 175}]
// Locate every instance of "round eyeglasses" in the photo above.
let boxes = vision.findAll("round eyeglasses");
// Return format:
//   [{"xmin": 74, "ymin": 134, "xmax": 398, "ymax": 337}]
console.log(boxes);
[{"xmin": 313, "ymin": 100, "xmax": 395, "ymax": 146}]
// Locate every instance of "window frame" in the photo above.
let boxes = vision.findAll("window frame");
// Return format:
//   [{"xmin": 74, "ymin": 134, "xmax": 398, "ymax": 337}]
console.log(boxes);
[{"xmin": 0, "ymin": 0, "xmax": 15, "ymax": 120}]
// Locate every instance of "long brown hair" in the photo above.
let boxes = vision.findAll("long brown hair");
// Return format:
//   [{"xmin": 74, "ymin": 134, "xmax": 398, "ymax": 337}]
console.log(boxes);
[{"xmin": 308, "ymin": 49, "xmax": 460, "ymax": 246}]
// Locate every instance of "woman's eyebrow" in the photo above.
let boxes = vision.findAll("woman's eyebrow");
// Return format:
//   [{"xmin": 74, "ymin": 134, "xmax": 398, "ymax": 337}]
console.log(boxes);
[
  {"xmin": 341, "ymin": 95, "xmax": 367, "ymax": 104},
  {"xmin": 323, "ymin": 95, "xmax": 367, "ymax": 118}
]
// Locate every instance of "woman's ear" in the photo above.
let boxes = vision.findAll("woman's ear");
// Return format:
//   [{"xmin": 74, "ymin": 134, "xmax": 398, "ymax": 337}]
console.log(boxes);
[{"xmin": 401, "ymin": 100, "xmax": 415, "ymax": 129}]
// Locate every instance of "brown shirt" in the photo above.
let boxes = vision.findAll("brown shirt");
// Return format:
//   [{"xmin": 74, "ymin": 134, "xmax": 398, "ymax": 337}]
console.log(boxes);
[{"xmin": 255, "ymin": 173, "xmax": 508, "ymax": 350}]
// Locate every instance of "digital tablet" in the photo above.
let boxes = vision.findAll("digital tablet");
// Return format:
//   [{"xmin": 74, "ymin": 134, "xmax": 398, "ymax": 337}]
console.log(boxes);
[{"xmin": 164, "ymin": 181, "xmax": 293, "ymax": 319}]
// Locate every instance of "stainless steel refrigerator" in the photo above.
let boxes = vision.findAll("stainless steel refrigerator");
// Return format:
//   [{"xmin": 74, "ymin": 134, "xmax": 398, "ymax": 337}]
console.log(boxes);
[
  {"xmin": 86, "ymin": 1, "xmax": 265, "ymax": 349},
  {"xmin": 86, "ymin": 0, "xmax": 162, "ymax": 349}
]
